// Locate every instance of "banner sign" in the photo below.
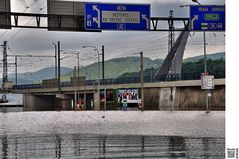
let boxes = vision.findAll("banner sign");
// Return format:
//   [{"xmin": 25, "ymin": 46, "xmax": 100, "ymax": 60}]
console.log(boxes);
[
  {"xmin": 0, "ymin": 94, "xmax": 23, "ymax": 105},
  {"xmin": 117, "ymin": 88, "xmax": 140, "ymax": 103}
]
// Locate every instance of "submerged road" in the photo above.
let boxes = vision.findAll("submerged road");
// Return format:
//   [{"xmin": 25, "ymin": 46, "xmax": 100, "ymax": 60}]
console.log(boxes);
[{"xmin": 0, "ymin": 111, "xmax": 224, "ymax": 138}]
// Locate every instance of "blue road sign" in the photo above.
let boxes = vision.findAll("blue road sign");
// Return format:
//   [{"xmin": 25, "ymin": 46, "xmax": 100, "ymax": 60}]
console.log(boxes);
[
  {"xmin": 190, "ymin": 5, "xmax": 225, "ymax": 31},
  {"xmin": 85, "ymin": 3, "xmax": 150, "ymax": 31}
]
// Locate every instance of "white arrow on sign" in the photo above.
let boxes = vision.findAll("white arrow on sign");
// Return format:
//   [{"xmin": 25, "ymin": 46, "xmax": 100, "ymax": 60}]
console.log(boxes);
[
  {"xmin": 93, "ymin": 5, "xmax": 101, "ymax": 28},
  {"xmin": 191, "ymin": 15, "xmax": 198, "ymax": 30},
  {"xmin": 142, "ymin": 14, "xmax": 149, "ymax": 30}
]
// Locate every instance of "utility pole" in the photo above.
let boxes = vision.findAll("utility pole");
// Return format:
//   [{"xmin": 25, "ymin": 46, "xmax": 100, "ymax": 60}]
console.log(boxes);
[
  {"xmin": 191, "ymin": 0, "xmax": 209, "ymax": 113},
  {"xmin": 15, "ymin": 56, "xmax": 17, "ymax": 86},
  {"xmin": 169, "ymin": 10, "xmax": 175, "ymax": 111},
  {"xmin": 169, "ymin": 10, "xmax": 175, "ymax": 80},
  {"xmin": 53, "ymin": 43, "xmax": 57, "ymax": 79},
  {"xmin": 73, "ymin": 66, "xmax": 77, "ymax": 110},
  {"xmin": 83, "ymin": 67, "xmax": 86, "ymax": 110},
  {"xmin": 77, "ymin": 53, "xmax": 80, "ymax": 109},
  {"xmin": 57, "ymin": 41, "xmax": 61, "ymax": 92},
  {"xmin": 102, "ymin": 45, "xmax": 105, "ymax": 81},
  {"xmin": 5, "ymin": 53, "xmax": 55, "ymax": 87},
  {"xmin": 204, "ymin": 31, "xmax": 209, "ymax": 113},
  {"xmin": 97, "ymin": 48, "xmax": 100, "ymax": 110},
  {"xmin": 140, "ymin": 52, "xmax": 144, "ymax": 111},
  {"xmin": 82, "ymin": 46, "xmax": 100, "ymax": 110},
  {"xmin": 102, "ymin": 45, "xmax": 106, "ymax": 110},
  {"xmin": 2, "ymin": 41, "xmax": 8, "ymax": 83}
]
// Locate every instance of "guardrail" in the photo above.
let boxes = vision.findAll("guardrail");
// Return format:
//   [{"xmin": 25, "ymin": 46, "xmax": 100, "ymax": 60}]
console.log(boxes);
[{"xmin": 12, "ymin": 72, "xmax": 225, "ymax": 90}]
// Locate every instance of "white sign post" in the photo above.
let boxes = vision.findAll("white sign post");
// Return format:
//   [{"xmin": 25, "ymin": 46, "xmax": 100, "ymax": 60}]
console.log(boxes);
[
  {"xmin": 201, "ymin": 75, "xmax": 215, "ymax": 90},
  {"xmin": 201, "ymin": 74, "xmax": 214, "ymax": 113}
]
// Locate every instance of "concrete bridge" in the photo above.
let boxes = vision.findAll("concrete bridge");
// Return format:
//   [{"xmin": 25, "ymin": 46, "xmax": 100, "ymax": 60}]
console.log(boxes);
[{"xmin": 13, "ymin": 78, "xmax": 225, "ymax": 111}]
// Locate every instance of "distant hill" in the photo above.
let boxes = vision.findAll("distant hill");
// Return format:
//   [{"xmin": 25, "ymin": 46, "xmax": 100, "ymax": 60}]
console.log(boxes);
[
  {"xmin": 7, "ymin": 67, "xmax": 73, "ymax": 84},
  {"xmin": 63, "ymin": 57, "xmax": 164, "ymax": 80},
  {"xmin": 183, "ymin": 52, "xmax": 225, "ymax": 63},
  {"xmin": 64, "ymin": 52, "xmax": 224, "ymax": 80},
  {"xmin": 119, "ymin": 58, "xmax": 225, "ymax": 79},
  {"xmin": 182, "ymin": 58, "xmax": 225, "ymax": 76},
  {"xmin": 1, "ymin": 52, "xmax": 225, "ymax": 85},
  {"xmin": 0, "ymin": 78, "xmax": 34, "ymax": 85}
]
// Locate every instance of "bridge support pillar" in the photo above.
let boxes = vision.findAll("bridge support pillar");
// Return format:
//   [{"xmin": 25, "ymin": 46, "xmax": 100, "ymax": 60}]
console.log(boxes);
[
  {"xmin": 55, "ymin": 94, "xmax": 72, "ymax": 110},
  {"xmin": 94, "ymin": 91, "xmax": 100, "ymax": 110},
  {"xmin": 23, "ymin": 94, "xmax": 55, "ymax": 111},
  {"xmin": 159, "ymin": 87, "xmax": 177, "ymax": 110}
]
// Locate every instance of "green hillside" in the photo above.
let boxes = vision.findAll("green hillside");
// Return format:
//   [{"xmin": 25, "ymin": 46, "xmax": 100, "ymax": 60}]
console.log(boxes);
[
  {"xmin": 63, "ymin": 57, "xmax": 163, "ymax": 80},
  {"xmin": 119, "ymin": 58, "xmax": 225, "ymax": 79},
  {"xmin": 182, "ymin": 58, "xmax": 225, "ymax": 76},
  {"xmin": 183, "ymin": 52, "xmax": 225, "ymax": 63},
  {"xmin": 7, "ymin": 67, "xmax": 73, "ymax": 84},
  {"xmin": 63, "ymin": 52, "xmax": 224, "ymax": 80}
]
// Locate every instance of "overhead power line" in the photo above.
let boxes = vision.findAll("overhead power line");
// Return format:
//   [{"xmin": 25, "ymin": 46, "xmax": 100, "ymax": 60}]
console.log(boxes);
[
  {"xmin": 0, "ymin": 0, "xmax": 47, "ymax": 41},
  {"xmin": 7, "ymin": 6, "xmax": 47, "ymax": 42},
  {"xmin": 7, "ymin": 54, "xmax": 55, "ymax": 58}
]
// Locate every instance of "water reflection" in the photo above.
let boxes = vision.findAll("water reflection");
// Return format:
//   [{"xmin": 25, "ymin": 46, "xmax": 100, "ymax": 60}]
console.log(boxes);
[
  {"xmin": 1, "ymin": 136, "xmax": 8, "ymax": 159},
  {"xmin": 169, "ymin": 136, "xmax": 187, "ymax": 158},
  {"xmin": 55, "ymin": 134, "xmax": 61, "ymax": 159},
  {"xmin": 0, "ymin": 134, "xmax": 225, "ymax": 159}
]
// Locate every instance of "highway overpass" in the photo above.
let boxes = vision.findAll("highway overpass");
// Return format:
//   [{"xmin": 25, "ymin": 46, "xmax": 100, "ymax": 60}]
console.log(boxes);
[{"xmin": 12, "ymin": 78, "xmax": 225, "ymax": 111}]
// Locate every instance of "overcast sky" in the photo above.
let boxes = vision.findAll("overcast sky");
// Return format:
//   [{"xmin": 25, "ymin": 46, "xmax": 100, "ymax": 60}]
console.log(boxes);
[{"xmin": 0, "ymin": 0, "xmax": 225, "ymax": 73}]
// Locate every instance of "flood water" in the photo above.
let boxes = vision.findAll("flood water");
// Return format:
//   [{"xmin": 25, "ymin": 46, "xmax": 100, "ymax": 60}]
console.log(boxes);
[
  {"xmin": 0, "ymin": 111, "xmax": 225, "ymax": 158},
  {"xmin": 0, "ymin": 134, "xmax": 224, "ymax": 159}
]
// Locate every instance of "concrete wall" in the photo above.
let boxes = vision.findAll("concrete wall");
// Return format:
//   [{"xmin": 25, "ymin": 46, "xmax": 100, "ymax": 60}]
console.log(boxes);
[
  {"xmin": 211, "ymin": 85, "xmax": 225, "ymax": 110},
  {"xmin": 144, "ymin": 85, "xmax": 225, "ymax": 111},
  {"xmin": 159, "ymin": 87, "xmax": 176, "ymax": 111},
  {"xmin": 178, "ymin": 87, "xmax": 208, "ymax": 110},
  {"xmin": 23, "ymin": 85, "xmax": 225, "ymax": 111},
  {"xmin": 55, "ymin": 94, "xmax": 73, "ymax": 110},
  {"xmin": 144, "ymin": 88, "xmax": 160, "ymax": 110},
  {"xmin": 23, "ymin": 94, "xmax": 55, "ymax": 111},
  {"xmin": 144, "ymin": 87, "xmax": 177, "ymax": 110},
  {"xmin": 56, "ymin": 98, "xmax": 72, "ymax": 110},
  {"xmin": 182, "ymin": 85, "xmax": 225, "ymax": 110},
  {"xmin": 20, "ymin": 80, "xmax": 225, "ymax": 111},
  {"xmin": 177, "ymin": 85, "xmax": 225, "ymax": 110}
]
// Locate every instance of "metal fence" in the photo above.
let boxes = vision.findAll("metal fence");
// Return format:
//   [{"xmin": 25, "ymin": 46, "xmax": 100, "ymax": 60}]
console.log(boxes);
[{"xmin": 12, "ymin": 72, "xmax": 225, "ymax": 90}]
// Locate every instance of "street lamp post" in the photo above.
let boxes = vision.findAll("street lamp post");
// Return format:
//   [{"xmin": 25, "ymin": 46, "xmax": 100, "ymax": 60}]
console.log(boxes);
[
  {"xmin": 73, "ymin": 66, "xmax": 77, "ymax": 110},
  {"xmin": 63, "ymin": 51, "xmax": 81, "ymax": 110},
  {"xmin": 83, "ymin": 46, "xmax": 101, "ymax": 110},
  {"xmin": 192, "ymin": 0, "xmax": 201, "ymax": 5},
  {"xmin": 57, "ymin": 41, "xmax": 61, "ymax": 93},
  {"xmin": 52, "ymin": 43, "xmax": 57, "ymax": 79},
  {"xmin": 140, "ymin": 52, "xmax": 144, "ymax": 111},
  {"xmin": 81, "ymin": 66, "xmax": 87, "ymax": 111},
  {"xmin": 191, "ymin": 0, "xmax": 210, "ymax": 113},
  {"xmin": 77, "ymin": 53, "xmax": 80, "ymax": 110}
]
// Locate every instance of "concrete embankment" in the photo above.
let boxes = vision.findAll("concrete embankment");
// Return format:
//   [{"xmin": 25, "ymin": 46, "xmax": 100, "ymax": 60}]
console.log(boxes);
[{"xmin": 0, "ymin": 111, "xmax": 225, "ymax": 138}]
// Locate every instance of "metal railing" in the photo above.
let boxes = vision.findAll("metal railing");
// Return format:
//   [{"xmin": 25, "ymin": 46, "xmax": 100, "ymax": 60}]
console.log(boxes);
[{"xmin": 12, "ymin": 72, "xmax": 224, "ymax": 90}]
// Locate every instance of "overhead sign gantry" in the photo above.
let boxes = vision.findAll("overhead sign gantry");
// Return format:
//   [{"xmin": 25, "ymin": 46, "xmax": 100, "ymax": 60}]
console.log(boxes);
[
  {"xmin": 0, "ymin": 0, "xmax": 189, "ymax": 32},
  {"xmin": 1, "ymin": 1, "xmax": 226, "ymax": 32},
  {"xmin": 84, "ymin": 3, "xmax": 150, "ymax": 31}
]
